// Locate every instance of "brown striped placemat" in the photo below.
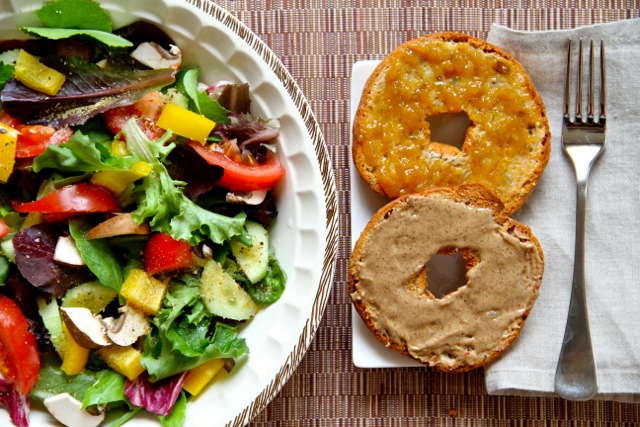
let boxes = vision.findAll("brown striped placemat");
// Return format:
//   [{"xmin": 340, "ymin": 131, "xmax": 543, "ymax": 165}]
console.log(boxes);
[{"xmin": 214, "ymin": 1, "xmax": 640, "ymax": 425}]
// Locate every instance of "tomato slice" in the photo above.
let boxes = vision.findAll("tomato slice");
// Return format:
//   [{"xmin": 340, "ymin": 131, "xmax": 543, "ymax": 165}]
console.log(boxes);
[
  {"xmin": 0, "ymin": 219, "xmax": 10, "ymax": 239},
  {"xmin": 144, "ymin": 233, "xmax": 194, "ymax": 275},
  {"xmin": 12, "ymin": 183, "xmax": 120, "ymax": 214},
  {"xmin": 188, "ymin": 140, "xmax": 285, "ymax": 192},
  {"xmin": 15, "ymin": 125, "xmax": 55, "ymax": 158},
  {"xmin": 103, "ymin": 91, "xmax": 166, "ymax": 141},
  {"xmin": 0, "ymin": 295, "xmax": 40, "ymax": 395},
  {"xmin": 14, "ymin": 126, "xmax": 74, "ymax": 159},
  {"xmin": 0, "ymin": 111, "xmax": 21, "ymax": 129}
]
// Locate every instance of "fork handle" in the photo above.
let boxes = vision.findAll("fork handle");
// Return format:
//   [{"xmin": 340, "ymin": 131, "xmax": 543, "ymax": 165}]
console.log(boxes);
[{"xmin": 555, "ymin": 158, "xmax": 598, "ymax": 401}]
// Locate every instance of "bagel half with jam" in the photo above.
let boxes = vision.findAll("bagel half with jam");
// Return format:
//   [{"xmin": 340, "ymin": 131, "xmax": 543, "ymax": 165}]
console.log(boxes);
[
  {"xmin": 352, "ymin": 32, "xmax": 550, "ymax": 214},
  {"xmin": 349, "ymin": 183, "xmax": 544, "ymax": 372}
]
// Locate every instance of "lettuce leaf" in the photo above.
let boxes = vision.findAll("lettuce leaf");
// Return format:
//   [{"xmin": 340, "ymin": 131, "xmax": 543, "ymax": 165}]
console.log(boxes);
[
  {"xmin": 81, "ymin": 369, "xmax": 127, "ymax": 409},
  {"xmin": 158, "ymin": 391, "xmax": 186, "ymax": 427},
  {"xmin": 31, "ymin": 358, "xmax": 106, "ymax": 403},
  {"xmin": 19, "ymin": 27, "xmax": 132, "ymax": 48},
  {"xmin": 142, "ymin": 320, "xmax": 248, "ymax": 381},
  {"xmin": 0, "ymin": 62, "xmax": 14, "ymax": 91},
  {"xmin": 31, "ymin": 358, "xmax": 130, "ymax": 415},
  {"xmin": 236, "ymin": 252, "xmax": 286, "ymax": 306},
  {"xmin": 68, "ymin": 217, "xmax": 125, "ymax": 292},
  {"xmin": 33, "ymin": 130, "xmax": 139, "ymax": 173},
  {"xmin": 36, "ymin": 0, "xmax": 113, "ymax": 32},
  {"xmin": 141, "ymin": 279, "xmax": 248, "ymax": 381},
  {"xmin": 175, "ymin": 68, "xmax": 229, "ymax": 122},
  {"xmin": 122, "ymin": 120, "xmax": 248, "ymax": 246}
]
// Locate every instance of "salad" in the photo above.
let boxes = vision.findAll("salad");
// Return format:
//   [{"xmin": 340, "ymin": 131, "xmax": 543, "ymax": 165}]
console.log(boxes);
[{"xmin": 0, "ymin": 0, "xmax": 288, "ymax": 426}]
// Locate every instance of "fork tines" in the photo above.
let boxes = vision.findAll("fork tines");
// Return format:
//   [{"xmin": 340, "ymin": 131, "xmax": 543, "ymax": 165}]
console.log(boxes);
[{"xmin": 563, "ymin": 39, "xmax": 606, "ymax": 127}]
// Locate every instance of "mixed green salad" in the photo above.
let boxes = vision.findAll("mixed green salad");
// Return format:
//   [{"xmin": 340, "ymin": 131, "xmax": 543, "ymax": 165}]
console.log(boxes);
[{"xmin": 0, "ymin": 0, "xmax": 287, "ymax": 426}]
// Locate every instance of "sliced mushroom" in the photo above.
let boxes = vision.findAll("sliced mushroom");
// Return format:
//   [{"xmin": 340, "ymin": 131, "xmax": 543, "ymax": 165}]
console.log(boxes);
[
  {"xmin": 102, "ymin": 305, "xmax": 151, "ymax": 347},
  {"xmin": 60, "ymin": 307, "xmax": 111, "ymax": 349},
  {"xmin": 44, "ymin": 393, "xmax": 105, "ymax": 427},
  {"xmin": 86, "ymin": 213, "xmax": 151, "ymax": 239},
  {"xmin": 53, "ymin": 236, "xmax": 85, "ymax": 267},
  {"xmin": 130, "ymin": 42, "xmax": 182, "ymax": 70},
  {"xmin": 225, "ymin": 190, "xmax": 268, "ymax": 205}
]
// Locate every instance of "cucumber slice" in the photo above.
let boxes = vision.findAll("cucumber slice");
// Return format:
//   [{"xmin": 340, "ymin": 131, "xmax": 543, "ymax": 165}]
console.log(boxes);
[
  {"xmin": 61, "ymin": 281, "xmax": 117, "ymax": 314},
  {"xmin": 1, "ymin": 239, "xmax": 15, "ymax": 263},
  {"xmin": 199, "ymin": 259, "xmax": 260, "ymax": 321},
  {"xmin": 37, "ymin": 296, "xmax": 65, "ymax": 356},
  {"xmin": 230, "ymin": 220, "xmax": 269, "ymax": 284}
]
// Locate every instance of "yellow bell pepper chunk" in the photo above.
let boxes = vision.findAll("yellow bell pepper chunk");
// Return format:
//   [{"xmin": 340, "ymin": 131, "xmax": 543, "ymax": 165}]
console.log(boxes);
[
  {"xmin": 14, "ymin": 49, "xmax": 66, "ymax": 96},
  {"xmin": 98, "ymin": 345, "xmax": 145, "ymax": 380},
  {"xmin": 60, "ymin": 323, "xmax": 90, "ymax": 375},
  {"xmin": 182, "ymin": 359, "xmax": 225, "ymax": 396},
  {"xmin": 0, "ymin": 123, "xmax": 18, "ymax": 183},
  {"xmin": 90, "ymin": 161, "xmax": 152, "ymax": 195},
  {"xmin": 111, "ymin": 139, "xmax": 129, "ymax": 157},
  {"xmin": 155, "ymin": 103, "xmax": 215, "ymax": 144},
  {"xmin": 120, "ymin": 268, "xmax": 168, "ymax": 315}
]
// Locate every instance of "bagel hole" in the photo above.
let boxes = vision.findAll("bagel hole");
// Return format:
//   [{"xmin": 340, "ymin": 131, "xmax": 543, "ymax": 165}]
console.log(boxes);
[
  {"xmin": 425, "ymin": 248, "xmax": 470, "ymax": 299},
  {"xmin": 427, "ymin": 112, "xmax": 472, "ymax": 150}
]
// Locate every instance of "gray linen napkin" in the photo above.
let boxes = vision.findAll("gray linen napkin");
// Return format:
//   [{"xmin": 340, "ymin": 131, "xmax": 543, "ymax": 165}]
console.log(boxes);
[{"xmin": 485, "ymin": 19, "xmax": 640, "ymax": 402}]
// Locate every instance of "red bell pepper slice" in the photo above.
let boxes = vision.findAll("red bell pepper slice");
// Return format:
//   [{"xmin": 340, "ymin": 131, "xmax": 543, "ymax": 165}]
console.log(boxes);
[
  {"xmin": 144, "ymin": 233, "xmax": 194, "ymax": 275},
  {"xmin": 12, "ymin": 183, "xmax": 120, "ymax": 214},
  {"xmin": 0, "ymin": 295, "xmax": 40, "ymax": 395},
  {"xmin": 188, "ymin": 140, "xmax": 285, "ymax": 192}
]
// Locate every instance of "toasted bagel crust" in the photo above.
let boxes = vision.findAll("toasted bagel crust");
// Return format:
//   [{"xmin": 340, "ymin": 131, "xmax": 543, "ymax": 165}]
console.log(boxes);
[
  {"xmin": 349, "ymin": 183, "xmax": 544, "ymax": 372},
  {"xmin": 353, "ymin": 32, "xmax": 550, "ymax": 214}
]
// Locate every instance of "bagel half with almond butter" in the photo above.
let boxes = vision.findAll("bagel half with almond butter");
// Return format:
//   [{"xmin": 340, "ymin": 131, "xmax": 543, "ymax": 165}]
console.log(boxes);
[
  {"xmin": 349, "ymin": 183, "xmax": 544, "ymax": 372},
  {"xmin": 352, "ymin": 32, "xmax": 550, "ymax": 214}
]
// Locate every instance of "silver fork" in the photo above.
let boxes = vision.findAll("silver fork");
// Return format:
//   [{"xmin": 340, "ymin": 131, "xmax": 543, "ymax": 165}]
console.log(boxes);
[{"xmin": 554, "ymin": 39, "xmax": 606, "ymax": 401}]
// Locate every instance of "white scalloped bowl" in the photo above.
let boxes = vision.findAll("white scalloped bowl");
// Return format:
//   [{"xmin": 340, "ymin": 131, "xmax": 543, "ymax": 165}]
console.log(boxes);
[{"xmin": 0, "ymin": 1, "xmax": 337, "ymax": 426}]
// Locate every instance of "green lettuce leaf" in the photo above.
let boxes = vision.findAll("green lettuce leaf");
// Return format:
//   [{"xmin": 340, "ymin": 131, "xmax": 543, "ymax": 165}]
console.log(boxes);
[
  {"xmin": 175, "ymin": 68, "xmax": 229, "ymax": 122},
  {"xmin": 160, "ymin": 283, "xmax": 211, "ymax": 357},
  {"xmin": 19, "ymin": 27, "xmax": 132, "ymax": 48},
  {"xmin": 21, "ymin": 0, "xmax": 131, "ymax": 47},
  {"xmin": 169, "ymin": 202, "xmax": 248, "ymax": 246},
  {"xmin": 140, "ymin": 278, "xmax": 248, "ymax": 380},
  {"xmin": 242, "ymin": 253, "xmax": 287, "ymax": 306},
  {"xmin": 0, "ymin": 62, "xmax": 14, "ymax": 91},
  {"xmin": 142, "ymin": 320, "xmax": 248, "ymax": 381},
  {"xmin": 33, "ymin": 130, "xmax": 139, "ymax": 173},
  {"xmin": 81, "ymin": 369, "xmax": 127, "ymax": 409},
  {"xmin": 31, "ymin": 356, "xmax": 127, "ymax": 410},
  {"xmin": 31, "ymin": 360, "xmax": 99, "ymax": 402},
  {"xmin": 69, "ymin": 218, "xmax": 125, "ymax": 292},
  {"xmin": 158, "ymin": 391, "xmax": 187, "ymax": 427},
  {"xmin": 122, "ymin": 120, "xmax": 248, "ymax": 246},
  {"xmin": 36, "ymin": 0, "xmax": 113, "ymax": 32}
]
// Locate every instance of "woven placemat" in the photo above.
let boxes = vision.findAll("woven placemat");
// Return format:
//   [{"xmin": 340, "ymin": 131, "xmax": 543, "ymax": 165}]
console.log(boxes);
[{"xmin": 214, "ymin": 1, "xmax": 640, "ymax": 425}]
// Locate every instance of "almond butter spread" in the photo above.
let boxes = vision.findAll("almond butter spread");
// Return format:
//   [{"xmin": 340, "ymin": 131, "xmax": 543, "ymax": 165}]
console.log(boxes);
[{"xmin": 350, "ymin": 194, "xmax": 544, "ymax": 370}]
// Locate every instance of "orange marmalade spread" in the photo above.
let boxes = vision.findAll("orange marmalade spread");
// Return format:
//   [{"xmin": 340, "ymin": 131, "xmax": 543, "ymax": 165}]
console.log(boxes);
[
  {"xmin": 354, "ymin": 37, "xmax": 548, "ymax": 212},
  {"xmin": 350, "ymin": 195, "xmax": 544, "ymax": 369}
]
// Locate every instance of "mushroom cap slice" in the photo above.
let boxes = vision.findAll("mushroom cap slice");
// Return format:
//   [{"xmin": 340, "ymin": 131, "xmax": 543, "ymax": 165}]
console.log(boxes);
[
  {"xmin": 130, "ymin": 42, "xmax": 182, "ymax": 70},
  {"xmin": 44, "ymin": 393, "xmax": 105, "ymax": 427},
  {"xmin": 60, "ymin": 307, "xmax": 111, "ymax": 349},
  {"xmin": 103, "ymin": 305, "xmax": 151, "ymax": 347},
  {"xmin": 86, "ymin": 213, "xmax": 151, "ymax": 239}
]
